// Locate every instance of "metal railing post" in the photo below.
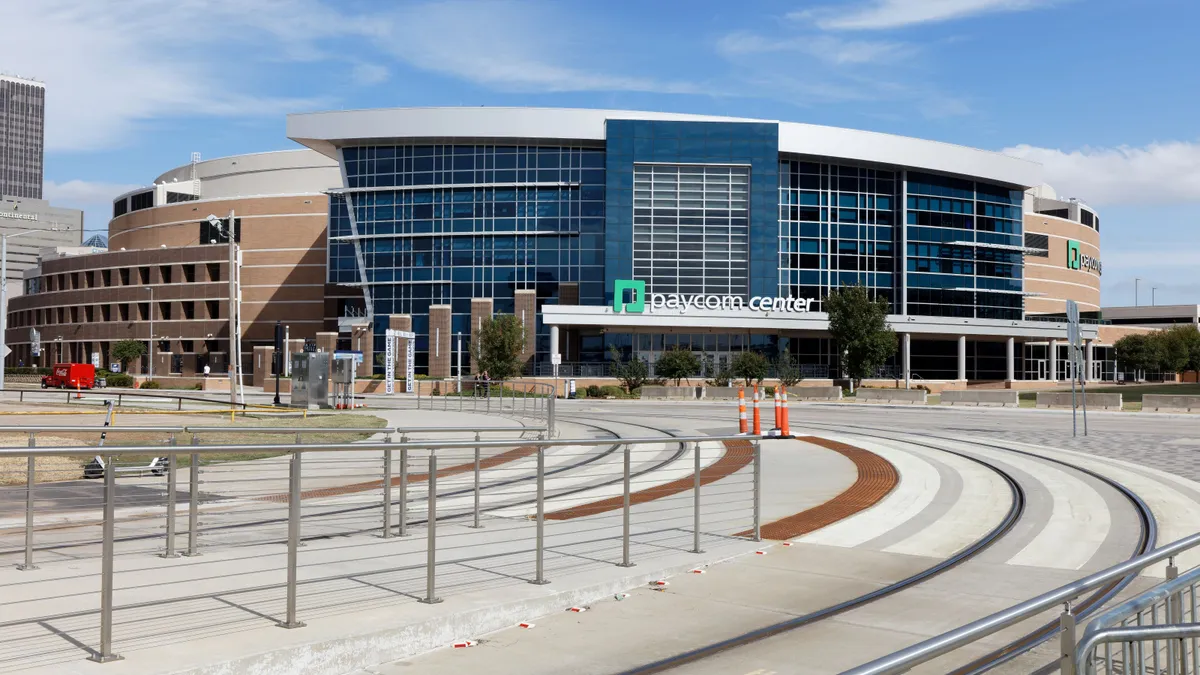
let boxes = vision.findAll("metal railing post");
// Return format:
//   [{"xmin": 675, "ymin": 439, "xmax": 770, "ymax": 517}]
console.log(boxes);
[
  {"xmin": 277, "ymin": 451, "xmax": 304, "ymax": 629},
  {"xmin": 1060, "ymin": 602, "xmax": 1077, "ymax": 675},
  {"xmin": 470, "ymin": 431, "xmax": 482, "ymax": 528},
  {"xmin": 185, "ymin": 435, "xmax": 201, "ymax": 557},
  {"xmin": 421, "ymin": 451, "xmax": 442, "ymax": 604},
  {"xmin": 692, "ymin": 441, "xmax": 704, "ymax": 554},
  {"xmin": 753, "ymin": 439, "xmax": 762, "ymax": 542},
  {"xmin": 618, "ymin": 443, "xmax": 634, "ymax": 568},
  {"xmin": 548, "ymin": 393, "xmax": 555, "ymax": 437},
  {"xmin": 19, "ymin": 431, "xmax": 37, "ymax": 570},
  {"xmin": 532, "ymin": 436, "xmax": 549, "ymax": 585},
  {"xmin": 89, "ymin": 454, "xmax": 122, "ymax": 662},
  {"xmin": 486, "ymin": 383, "xmax": 491, "ymax": 413},
  {"xmin": 399, "ymin": 435, "xmax": 409, "ymax": 537},
  {"xmin": 161, "ymin": 433, "xmax": 179, "ymax": 558},
  {"xmin": 381, "ymin": 436, "xmax": 392, "ymax": 538},
  {"xmin": 1167, "ymin": 557, "xmax": 1183, "ymax": 675}
]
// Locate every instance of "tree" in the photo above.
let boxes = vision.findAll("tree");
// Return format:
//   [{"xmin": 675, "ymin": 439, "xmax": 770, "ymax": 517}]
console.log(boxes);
[
  {"xmin": 469, "ymin": 314, "xmax": 525, "ymax": 380},
  {"xmin": 654, "ymin": 346, "xmax": 700, "ymax": 386},
  {"xmin": 703, "ymin": 353, "xmax": 734, "ymax": 387},
  {"xmin": 111, "ymin": 339, "xmax": 146, "ymax": 371},
  {"xmin": 731, "ymin": 350, "xmax": 769, "ymax": 386},
  {"xmin": 824, "ymin": 284, "xmax": 897, "ymax": 384},
  {"xmin": 1114, "ymin": 333, "xmax": 1163, "ymax": 379},
  {"xmin": 1158, "ymin": 326, "xmax": 1200, "ymax": 374},
  {"xmin": 775, "ymin": 354, "xmax": 803, "ymax": 387},
  {"xmin": 609, "ymin": 346, "xmax": 649, "ymax": 393}
]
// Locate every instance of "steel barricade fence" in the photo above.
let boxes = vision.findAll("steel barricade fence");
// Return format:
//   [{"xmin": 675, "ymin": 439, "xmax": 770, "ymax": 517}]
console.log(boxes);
[{"xmin": 0, "ymin": 430, "xmax": 759, "ymax": 668}]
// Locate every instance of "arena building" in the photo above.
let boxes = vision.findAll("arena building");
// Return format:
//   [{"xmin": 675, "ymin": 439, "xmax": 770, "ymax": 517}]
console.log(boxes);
[{"xmin": 286, "ymin": 107, "xmax": 1113, "ymax": 385}]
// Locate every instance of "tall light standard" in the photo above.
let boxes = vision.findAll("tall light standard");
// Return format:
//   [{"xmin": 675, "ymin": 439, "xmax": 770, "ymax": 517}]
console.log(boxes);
[
  {"xmin": 207, "ymin": 212, "xmax": 239, "ymax": 406},
  {"xmin": 1135, "ymin": 277, "xmax": 1142, "ymax": 307},
  {"xmin": 144, "ymin": 286, "xmax": 154, "ymax": 380},
  {"xmin": 1152, "ymin": 287, "xmax": 1158, "ymax": 307},
  {"xmin": 0, "ymin": 225, "xmax": 70, "ymax": 390}
]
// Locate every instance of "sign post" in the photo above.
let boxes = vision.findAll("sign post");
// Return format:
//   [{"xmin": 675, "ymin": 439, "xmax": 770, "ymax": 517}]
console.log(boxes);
[{"xmin": 1066, "ymin": 300, "xmax": 1088, "ymax": 437}]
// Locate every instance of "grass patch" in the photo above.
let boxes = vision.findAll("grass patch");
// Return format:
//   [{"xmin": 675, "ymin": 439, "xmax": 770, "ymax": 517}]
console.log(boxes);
[
  {"xmin": 0, "ymin": 413, "xmax": 388, "ymax": 481},
  {"xmin": 1018, "ymin": 383, "xmax": 1200, "ymax": 404}
]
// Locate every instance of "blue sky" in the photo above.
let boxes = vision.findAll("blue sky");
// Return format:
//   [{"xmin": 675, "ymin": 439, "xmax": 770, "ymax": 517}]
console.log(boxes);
[{"xmin": 5, "ymin": 0, "xmax": 1199, "ymax": 307}]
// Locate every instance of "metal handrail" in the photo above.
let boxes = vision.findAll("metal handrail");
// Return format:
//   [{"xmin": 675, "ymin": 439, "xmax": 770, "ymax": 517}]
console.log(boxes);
[
  {"xmin": 842, "ymin": 531, "xmax": 1200, "ymax": 675},
  {"xmin": 0, "ymin": 424, "xmax": 543, "ymax": 435},
  {"xmin": 0, "ymin": 434, "xmax": 752, "ymax": 458},
  {"xmin": 1076, "ymin": 624, "xmax": 1200, "ymax": 673},
  {"xmin": 1075, "ymin": 563, "xmax": 1200, "ymax": 673},
  {"xmin": 0, "ymin": 425, "xmax": 186, "ymax": 433}
]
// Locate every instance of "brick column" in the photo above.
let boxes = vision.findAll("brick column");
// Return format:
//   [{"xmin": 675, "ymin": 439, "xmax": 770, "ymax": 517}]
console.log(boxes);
[
  {"xmin": 514, "ymin": 289, "xmax": 537, "ymax": 366},
  {"xmin": 388, "ymin": 314, "xmax": 412, "ymax": 377},
  {"xmin": 469, "ymin": 298, "xmax": 493, "ymax": 375},
  {"xmin": 350, "ymin": 323, "xmax": 373, "ymax": 378},
  {"xmin": 429, "ymin": 305, "xmax": 452, "ymax": 378}
]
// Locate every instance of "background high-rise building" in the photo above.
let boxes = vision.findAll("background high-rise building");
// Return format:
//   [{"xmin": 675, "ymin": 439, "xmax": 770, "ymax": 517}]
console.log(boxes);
[{"xmin": 0, "ymin": 74, "xmax": 46, "ymax": 200}]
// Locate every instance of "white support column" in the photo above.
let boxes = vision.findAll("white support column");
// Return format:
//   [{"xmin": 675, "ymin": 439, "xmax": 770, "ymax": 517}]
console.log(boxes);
[
  {"xmin": 549, "ymin": 325, "xmax": 559, "ymax": 361},
  {"xmin": 902, "ymin": 333, "xmax": 911, "ymax": 388},
  {"xmin": 957, "ymin": 336, "xmax": 967, "ymax": 382},
  {"xmin": 1006, "ymin": 337, "xmax": 1015, "ymax": 382},
  {"xmin": 1085, "ymin": 340, "xmax": 1094, "ymax": 382},
  {"xmin": 1049, "ymin": 339, "xmax": 1059, "ymax": 382}
]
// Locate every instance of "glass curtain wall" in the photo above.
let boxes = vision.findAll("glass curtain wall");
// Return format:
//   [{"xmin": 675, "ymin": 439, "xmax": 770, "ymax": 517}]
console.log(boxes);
[
  {"xmin": 778, "ymin": 158, "xmax": 898, "ymax": 311},
  {"xmin": 329, "ymin": 144, "xmax": 606, "ymax": 374}
]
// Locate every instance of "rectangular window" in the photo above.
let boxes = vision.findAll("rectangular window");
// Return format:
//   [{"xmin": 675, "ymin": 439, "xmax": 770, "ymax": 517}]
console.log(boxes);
[
  {"xmin": 138, "ymin": 267, "xmax": 150, "ymax": 285},
  {"xmin": 159, "ymin": 266, "xmax": 172, "ymax": 284},
  {"xmin": 159, "ymin": 301, "xmax": 171, "ymax": 320},
  {"xmin": 205, "ymin": 300, "xmax": 220, "ymax": 319},
  {"xmin": 182, "ymin": 264, "xmax": 195, "ymax": 283},
  {"xmin": 101, "ymin": 305, "xmax": 111, "ymax": 322},
  {"xmin": 182, "ymin": 301, "xmax": 195, "ymax": 319},
  {"xmin": 119, "ymin": 304, "xmax": 129, "ymax": 321},
  {"xmin": 1024, "ymin": 233, "xmax": 1049, "ymax": 257},
  {"xmin": 206, "ymin": 263, "xmax": 221, "ymax": 282},
  {"xmin": 129, "ymin": 191, "xmax": 153, "ymax": 211},
  {"xmin": 119, "ymin": 268, "xmax": 130, "ymax": 286}
]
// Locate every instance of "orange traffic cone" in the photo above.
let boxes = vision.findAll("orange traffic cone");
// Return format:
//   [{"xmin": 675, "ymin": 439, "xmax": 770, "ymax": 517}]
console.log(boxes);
[
  {"xmin": 752, "ymin": 385, "xmax": 762, "ymax": 436},
  {"xmin": 781, "ymin": 385, "xmax": 791, "ymax": 438},
  {"xmin": 773, "ymin": 386, "xmax": 781, "ymax": 433},
  {"xmin": 738, "ymin": 388, "xmax": 748, "ymax": 434}
]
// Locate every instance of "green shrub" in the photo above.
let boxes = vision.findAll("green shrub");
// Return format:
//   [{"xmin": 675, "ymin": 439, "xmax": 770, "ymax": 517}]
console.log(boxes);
[
  {"xmin": 574, "ymin": 389, "xmax": 587, "ymax": 399},
  {"xmin": 104, "ymin": 373, "xmax": 134, "ymax": 388},
  {"xmin": 587, "ymin": 384, "xmax": 602, "ymax": 398},
  {"xmin": 138, "ymin": 380, "xmax": 162, "ymax": 389},
  {"xmin": 764, "ymin": 386, "xmax": 776, "ymax": 397},
  {"xmin": 4, "ymin": 367, "xmax": 51, "ymax": 376},
  {"xmin": 600, "ymin": 385, "xmax": 626, "ymax": 398}
]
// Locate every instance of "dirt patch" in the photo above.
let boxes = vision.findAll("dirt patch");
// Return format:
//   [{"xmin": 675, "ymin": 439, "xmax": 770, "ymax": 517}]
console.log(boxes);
[{"xmin": 0, "ymin": 435, "xmax": 92, "ymax": 485}]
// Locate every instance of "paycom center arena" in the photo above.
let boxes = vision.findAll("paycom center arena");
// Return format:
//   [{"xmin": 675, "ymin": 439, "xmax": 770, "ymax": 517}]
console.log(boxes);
[{"xmin": 286, "ymin": 106, "xmax": 1113, "ymax": 387}]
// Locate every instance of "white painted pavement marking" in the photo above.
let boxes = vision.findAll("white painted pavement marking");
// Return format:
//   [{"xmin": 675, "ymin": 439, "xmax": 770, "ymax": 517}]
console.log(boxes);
[
  {"xmin": 793, "ymin": 434, "xmax": 940, "ymax": 548},
  {"xmin": 878, "ymin": 440, "xmax": 1012, "ymax": 559},
  {"xmin": 931, "ymin": 438, "xmax": 1111, "ymax": 570}
]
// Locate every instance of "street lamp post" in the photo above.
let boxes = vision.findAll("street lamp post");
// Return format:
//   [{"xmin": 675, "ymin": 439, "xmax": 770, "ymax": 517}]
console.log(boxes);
[
  {"xmin": 144, "ymin": 286, "xmax": 154, "ymax": 380},
  {"xmin": 0, "ymin": 226, "xmax": 69, "ymax": 390},
  {"xmin": 1135, "ymin": 277, "xmax": 1142, "ymax": 307},
  {"xmin": 1153, "ymin": 287, "xmax": 1158, "ymax": 307}
]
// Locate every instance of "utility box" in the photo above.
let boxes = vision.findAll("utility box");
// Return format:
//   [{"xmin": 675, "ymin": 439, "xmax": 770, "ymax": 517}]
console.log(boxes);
[
  {"xmin": 290, "ymin": 352, "xmax": 331, "ymax": 409},
  {"xmin": 332, "ymin": 357, "xmax": 355, "ymax": 384}
]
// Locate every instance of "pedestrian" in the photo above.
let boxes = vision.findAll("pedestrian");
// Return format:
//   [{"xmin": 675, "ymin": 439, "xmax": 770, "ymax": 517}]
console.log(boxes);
[{"xmin": 203, "ymin": 363, "xmax": 210, "ymax": 378}]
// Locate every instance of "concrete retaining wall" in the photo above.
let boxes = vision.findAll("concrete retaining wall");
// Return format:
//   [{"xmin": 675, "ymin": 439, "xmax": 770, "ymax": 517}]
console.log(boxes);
[
  {"xmin": 786, "ymin": 386, "xmax": 843, "ymax": 401},
  {"xmin": 941, "ymin": 390, "xmax": 1019, "ymax": 407},
  {"xmin": 703, "ymin": 386, "xmax": 741, "ymax": 400},
  {"xmin": 1036, "ymin": 392, "xmax": 1123, "ymax": 410},
  {"xmin": 640, "ymin": 385, "xmax": 700, "ymax": 400},
  {"xmin": 1142, "ymin": 394, "xmax": 1200, "ymax": 412},
  {"xmin": 856, "ymin": 388, "xmax": 927, "ymax": 404}
]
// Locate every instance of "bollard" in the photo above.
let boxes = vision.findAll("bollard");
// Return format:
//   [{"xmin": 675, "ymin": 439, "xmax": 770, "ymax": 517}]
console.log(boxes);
[
  {"xmin": 89, "ymin": 455, "xmax": 122, "ymax": 662},
  {"xmin": 276, "ymin": 452, "xmax": 305, "ymax": 629},
  {"xmin": 692, "ymin": 441, "xmax": 704, "ymax": 554},
  {"xmin": 753, "ymin": 439, "xmax": 762, "ymax": 542},
  {"xmin": 532, "ymin": 442, "xmax": 549, "ymax": 585},
  {"xmin": 752, "ymin": 385, "xmax": 762, "ymax": 436},
  {"xmin": 161, "ymin": 433, "xmax": 180, "ymax": 558},
  {"xmin": 420, "ymin": 452, "xmax": 442, "ymax": 604},
  {"xmin": 382, "ymin": 440, "xmax": 393, "ymax": 538},
  {"xmin": 185, "ymin": 436, "xmax": 201, "ymax": 557},
  {"xmin": 399, "ymin": 439, "xmax": 409, "ymax": 537},
  {"xmin": 781, "ymin": 385, "xmax": 791, "ymax": 437},
  {"xmin": 1059, "ymin": 602, "xmax": 1076, "ymax": 675},
  {"xmin": 617, "ymin": 444, "xmax": 635, "ymax": 568},
  {"xmin": 19, "ymin": 432, "xmax": 37, "ymax": 570},
  {"xmin": 738, "ymin": 388, "xmax": 748, "ymax": 434},
  {"xmin": 470, "ymin": 431, "xmax": 482, "ymax": 528}
]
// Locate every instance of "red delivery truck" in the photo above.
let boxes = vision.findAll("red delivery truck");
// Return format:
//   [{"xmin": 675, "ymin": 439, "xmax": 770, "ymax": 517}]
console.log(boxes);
[{"xmin": 41, "ymin": 363, "xmax": 96, "ymax": 390}]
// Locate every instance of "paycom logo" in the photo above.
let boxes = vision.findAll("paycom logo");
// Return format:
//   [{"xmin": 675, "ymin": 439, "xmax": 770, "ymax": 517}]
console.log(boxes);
[
  {"xmin": 613, "ymin": 279, "xmax": 646, "ymax": 313},
  {"xmin": 1067, "ymin": 240, "xmax": 1081, "ymax": 270}
]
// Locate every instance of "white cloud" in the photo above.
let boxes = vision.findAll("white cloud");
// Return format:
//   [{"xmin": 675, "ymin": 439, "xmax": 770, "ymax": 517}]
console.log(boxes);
[
  {"xmin": 44, "ymin": 179, "xmax": 141, "ymax": 236},
  {"xmin": 1, "ymin": 1, "xmax": 339, "ymax": 151},
  {"xmin": 796, "ymin": 0, "xmax": 1057, "ymax": 31},
  {"xmin": 352, "ymin": 63, "xmax": 390, "ymax": 86},
  {"xmin": 717, "ymin": 31, "xmax": 914, "ymax": 65},
  {"xmin": 1004, "ymin": 141, "xmax": 1200, "ymax": 206},
  {"xmin": 369, "ymin": 1, "xmax": 697, "ymax": 94}
]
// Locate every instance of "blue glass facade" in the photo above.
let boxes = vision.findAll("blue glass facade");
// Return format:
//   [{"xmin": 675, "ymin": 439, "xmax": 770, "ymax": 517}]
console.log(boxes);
[
  {"xmin": 326, "ymin": 119, "xmax": 1030, "ymax": 375},
  {"xmin": 603, "ymin": 120, "xmax": 779, "ymax": 304}
]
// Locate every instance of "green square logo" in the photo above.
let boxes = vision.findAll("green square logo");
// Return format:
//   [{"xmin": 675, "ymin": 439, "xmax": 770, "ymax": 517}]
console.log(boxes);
[
  {"xmin": 613, "ymin": 279, "xmax": 646, "ymax": 313},
  {"xmin": 1067, "ymin": 240, "xmax": 1081, "ymax": 270}
]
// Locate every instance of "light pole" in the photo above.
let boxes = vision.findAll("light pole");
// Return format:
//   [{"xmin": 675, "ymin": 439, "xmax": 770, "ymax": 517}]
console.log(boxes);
[
  {"xmin": 1153, "ymin": 287, "xmax": 1158, "ymax": 306},
  {"xmin": 1135, "ymin": 277, "xmax": 1141, "ymax": 307},
  {"xmin": 207, "ymin": 212, "xmax": 239, "ymax": 406},
  {"xmin": 0, "ymin": 226, "xmax": 69, "ymax": 390},
  {"xmin": 144, "ymin": 286, "xmax": 154, "ymax": 380}
]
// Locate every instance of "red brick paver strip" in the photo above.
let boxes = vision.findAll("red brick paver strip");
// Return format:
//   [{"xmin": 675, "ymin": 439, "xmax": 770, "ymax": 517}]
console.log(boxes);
[
  {"xmin": 738, "ymin": 435, "xmax": 898, "ymax": 540},
  {"xmin": 545, "ymin": 439, "xmax": 755, "ymax": 520},
  {"xmin": 256, "ymin": 444, "xmax": 538, "ymax": 503}
]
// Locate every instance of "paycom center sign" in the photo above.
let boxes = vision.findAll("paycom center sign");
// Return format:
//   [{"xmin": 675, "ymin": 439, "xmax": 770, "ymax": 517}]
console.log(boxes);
[{"xmin": 613, "ymin": 279, "xmax": 814, "ymax": 314}]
